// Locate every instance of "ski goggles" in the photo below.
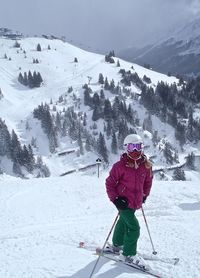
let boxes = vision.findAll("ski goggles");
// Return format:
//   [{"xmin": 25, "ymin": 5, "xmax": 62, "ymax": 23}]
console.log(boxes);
[{"xmin": 126, "ymin": 143, "xmax": 142, "ymax": 152}]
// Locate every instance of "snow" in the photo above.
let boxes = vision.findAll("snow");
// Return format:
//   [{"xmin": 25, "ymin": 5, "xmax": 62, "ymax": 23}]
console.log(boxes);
[
  {"xmin": 0, "ymin": 37, "xmax": 177, "ymax": 133},
  {"xmin": 0, "ymin": 36, "xmax": 182, "ymax": 177},
  {"xmin": 0, "ymin": 172, "xmax": 200, "ymax": 278},
  {"xmin": 0, "ymin": 35, "xmax": 200, "ymax": 277}
]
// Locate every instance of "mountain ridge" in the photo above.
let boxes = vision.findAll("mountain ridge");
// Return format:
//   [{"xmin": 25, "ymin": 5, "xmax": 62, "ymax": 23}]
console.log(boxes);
[{"xmin": 118, "ymin": 17, "xmax": 200, "ymax": 76}]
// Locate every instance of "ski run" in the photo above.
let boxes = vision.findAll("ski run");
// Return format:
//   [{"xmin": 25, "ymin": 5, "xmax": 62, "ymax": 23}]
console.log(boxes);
[{"xmin": 0, "ymin": 172, "xmax": 200, "ymax": 277}]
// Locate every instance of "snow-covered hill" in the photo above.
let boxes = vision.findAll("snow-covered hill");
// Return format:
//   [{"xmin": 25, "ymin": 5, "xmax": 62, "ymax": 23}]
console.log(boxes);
[
  {"xmin": 0, "ymin": 37, "xmax": 176, "ymax": 124},
  {"xmin": 0, "ymin": 36, "xmax": 181, "ymax": 177},
  {"xmin": 0, "ymin": 172, "xmax": 200, "ymax": 277}
]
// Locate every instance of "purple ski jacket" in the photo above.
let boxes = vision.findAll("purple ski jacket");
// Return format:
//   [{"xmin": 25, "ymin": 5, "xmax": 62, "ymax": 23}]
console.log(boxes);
[{"xmin": 106, "ymin": 153, "xmax": 153, "ymax": 210}]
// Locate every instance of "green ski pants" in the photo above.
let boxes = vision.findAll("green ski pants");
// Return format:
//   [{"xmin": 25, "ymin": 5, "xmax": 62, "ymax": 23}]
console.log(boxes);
[{"xmin": 112, "ymin": 208, "xmax": 140, "ymax": 256}]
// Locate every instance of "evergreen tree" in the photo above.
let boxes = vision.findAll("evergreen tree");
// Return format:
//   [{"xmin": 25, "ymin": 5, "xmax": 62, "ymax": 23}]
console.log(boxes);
[
  {"xmin": 186, "ymin": 152, "xmax": 195, "ymax": 170},
  {"xmin": 105, "ymin": 54, "xmax": 115, "ymax": 63},
  {"xmin": 112, "ymin": 97, "xmax": 120, "ymax": 122},
  {"xmin": 118, "ymin": 120, "xmax": 129, "ymax": 149},
  {"xmin": 111, "ymin": 132, "xmax": 118, "ymax": 154},
  {"xmin": 0, "ymin": 88, "xmax": 3, "ymax": 100},
  {"xmin": 92, "ymin": 105, "xmax": 102, "ymax": 121},
  {"xmin": 77, "ymin": 129, "xmax": 84, "ymax": 155},
  {"xmin": 99, "ymin": 89, "xmax": 105, "ymax": 105},
  {"xmin": 84, "ymin": 87, "xmax": 92, "ymax": 106},
  {"xmin": 152, "ymin": 130, "xmax": 159, "ymax": 146},
  {"xmin": 173, "ymin": 168, "xmax": 186, "ymax": 181},
  {"xmin": 37, "ymin": 43, "xmax": 42, "ymax": 51},
  {"xmin": 23, "ymin": 72, "xmax": 28, "ymax": 86},
  {"xmin": 20, "ymin": 145, "xmax": 35, "ymax": 172},
  {"xmin": 0, "ymin": 119, "xmax": 11, "ymax": 157},
  {"xmin": 28, "ymin": 144, "xmax": 35, "ymax": 165},
  {"xmin": 0, "ymin": 165, "xmax": 3, "ymax": 175},
  {"xmin": 61, "ymin": 119, "xmax": 67, "ymax": 137},
  {"xmin": 160, "ymin": 105, "xmax": 167, "ymax": 123},
  {"xmin": 37, "ymin": 72, "xmax": 43, "ymax": 85},
  {"xmin": 28, "ymin": 70, "xmax": 34, "ymax": 88},
  {"xmin": 93, "ymin": 92, "xmax": 100, "ymax": 107},
  {"xmin": 109, "ymin": 50, "xmax": 115, "ymax": 57},
  {"xmin": 104, "ymin": 77, "xmax": 110, "ymax": 90},
  {"xmin": 83, "ymin": 113, "xmax": 87, "ymax": 126},
  {"xmin": 55, "ymin": 112, "xmax": 62, "ymax": 133},
  {"xmin": 168, "ymin": 110, "xmax": 178, "ymax": 127},
  {"xmin": 163, "ymin": 142, "xmax": 174, "ymax": 164},
  {"xmin": 106, "ymin": 120, "xmax": 112, "ymax": 138},
  {"xmin": 187, "ymin": 110, "xmax": 195, "ymax": 142},
  {"xmin": 85, "ymin": 137, "xmax": 91, "ymax": 152},
  {"xmin": 97, "ymin": 132, "xmax": 108, "ymax": 163},
  {"xmin": 10, "ymin": 130, "xmax": 22, "ymax": 163},
  {"xmin": 110, "ymin": 79, "xmax": 115, "ymax": 93},
  {"xmin": 117, "ymin": 60, "xmax": 120, "ymax": 67},
  {"xmin": 104, "ymin": 99, "xmax": 112, "ymax": 122},
  {"xmin": 175, "ymin": 123, "xmax": 186, "ymax": 145},
  {"xmin": 143, "ymin": 75, "xmax": 151, "ymax": 84},
  {"xmin": 14, "ymin": 41, "xmax": 20, "ymax": 48},
  {"xmin": 49, "ymin": 129, "xmax": 57, "ymax": 153},
  {"xmin": 13, "ymin": 161, "xmax": 22, "ymax": 176},
  {"xmin": 98, "ymin": 73, "xmax": 104, "ymax": 84},
  {"xmin": 18, "ymin": 72, "xmax": 24, "ymax": 85},
  {"xmin": 36, "ymin": 156, "xmax": 50, "ymax": 177}
]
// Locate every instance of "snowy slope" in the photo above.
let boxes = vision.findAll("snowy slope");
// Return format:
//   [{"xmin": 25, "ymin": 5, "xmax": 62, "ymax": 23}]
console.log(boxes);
[
  {"xmin": 0, "ymin": 36, "xmax": 179, "ymax": 176},
  {"xmin": 0, "ymin": 37, "xmax": 177, "ymax": 127},
  {"xmin": 0, "ymin": 172, "xmax": 200, "ymax": 278}
]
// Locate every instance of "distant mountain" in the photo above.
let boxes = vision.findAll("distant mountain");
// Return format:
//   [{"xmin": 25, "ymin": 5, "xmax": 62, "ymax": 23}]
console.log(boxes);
[
  {"xmin": 117, "ymin": 44, "xmax": 152, "ymax": 64},
  {"xmin": 118, "ymin": 17, "xmax": 200, "ymax": 76}
]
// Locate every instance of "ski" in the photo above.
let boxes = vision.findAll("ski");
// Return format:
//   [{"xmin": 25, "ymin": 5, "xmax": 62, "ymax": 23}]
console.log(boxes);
[
  {"xmin": 96, "ymin": 247, "xmax": 179, "ymax": 265},
  {"xmin": 78, "ymin": 242, "xmax": 179, "ymax": 266},
  {"xmin": 100, "ymin": 253, "xmax": 163, "ymax": 278},
  {"xmin": 139, "ymin": 253, "xmax": 179, "ymax": 266}
]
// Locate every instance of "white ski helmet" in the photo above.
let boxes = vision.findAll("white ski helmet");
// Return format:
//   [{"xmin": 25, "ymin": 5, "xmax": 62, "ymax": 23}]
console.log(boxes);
[{"xmin": 123, "ymin": 134, "xmax": 143, "ymax": 146}]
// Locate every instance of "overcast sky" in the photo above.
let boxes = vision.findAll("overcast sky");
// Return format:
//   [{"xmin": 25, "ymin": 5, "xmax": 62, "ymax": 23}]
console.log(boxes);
[{"xmin": 0, "ymin": 0, "xmax": 200, "ymax": 53}]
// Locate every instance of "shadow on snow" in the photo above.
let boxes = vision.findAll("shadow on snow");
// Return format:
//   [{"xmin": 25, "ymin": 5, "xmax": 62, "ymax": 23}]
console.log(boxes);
[{"xmin": 56, "ymin": 257, "xmax": 136, "ymax": 278}]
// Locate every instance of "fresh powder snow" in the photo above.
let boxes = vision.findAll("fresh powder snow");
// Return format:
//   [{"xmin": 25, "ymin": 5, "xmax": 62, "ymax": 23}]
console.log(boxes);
[{"xmin": 0, "ymin": 172, "xmax": 200, "ymax": 277}]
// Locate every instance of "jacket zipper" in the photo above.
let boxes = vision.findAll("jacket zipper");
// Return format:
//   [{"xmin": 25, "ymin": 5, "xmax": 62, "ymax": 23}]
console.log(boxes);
[{"xmin": 121, "ymin": 185, "xmax": 126, "ymax": 193}]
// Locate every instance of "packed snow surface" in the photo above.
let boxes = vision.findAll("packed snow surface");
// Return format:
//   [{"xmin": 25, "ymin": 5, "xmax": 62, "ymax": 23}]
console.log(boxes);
[{"xmin": 0, "ymin": 172, "xmax": 200, "ymax": 278}]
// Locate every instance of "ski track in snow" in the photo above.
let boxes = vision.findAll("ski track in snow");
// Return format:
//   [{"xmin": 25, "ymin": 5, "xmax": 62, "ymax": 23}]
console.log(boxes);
[{"xmin": 0, "ymin": 173, "xmax": 200, "ymax": 278}]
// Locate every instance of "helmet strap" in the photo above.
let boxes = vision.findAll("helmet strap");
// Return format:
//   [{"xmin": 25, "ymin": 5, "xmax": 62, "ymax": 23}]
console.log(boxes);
[
  {"xmin": 127, "ymin": 152, "xmax": 142, "ymax": 161},
  {"xmin": 134, "ymin": 160, "xmax": 139, "ymax": 169}
]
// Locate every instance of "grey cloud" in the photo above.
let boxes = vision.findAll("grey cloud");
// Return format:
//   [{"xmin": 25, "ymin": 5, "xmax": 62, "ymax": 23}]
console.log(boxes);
[{"xmin": 0, "ymin": 0, "xmax": 199, "ymax": 52}]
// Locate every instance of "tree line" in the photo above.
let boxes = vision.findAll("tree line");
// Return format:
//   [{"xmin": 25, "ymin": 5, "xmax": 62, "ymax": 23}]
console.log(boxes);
[
  {"xmin": 0, "ymin": 118, "xmax": 50, "ymax": 177},
  {"xmin": 18, "ymin": 70, "xmax": 43, "ymax": 88}
]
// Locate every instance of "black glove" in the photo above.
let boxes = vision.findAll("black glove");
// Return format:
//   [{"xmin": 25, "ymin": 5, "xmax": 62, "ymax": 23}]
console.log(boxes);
[
  {"xmin": 143, "ymin": 196, "xmax": 147, "ymax": 203},
  {"xmin": 114, "ymin": 196, "xmax": 128, "ymax": 210}
]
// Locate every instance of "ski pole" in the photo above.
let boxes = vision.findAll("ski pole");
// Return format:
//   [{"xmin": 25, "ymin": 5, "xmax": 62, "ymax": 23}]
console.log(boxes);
[
  {"xmin": 141, "ymin": 206, "xmax": 157, "ymax": 255},
  {"xmin": 89, "ymin": 212, "xmax": 119, "ymax": 278}
]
